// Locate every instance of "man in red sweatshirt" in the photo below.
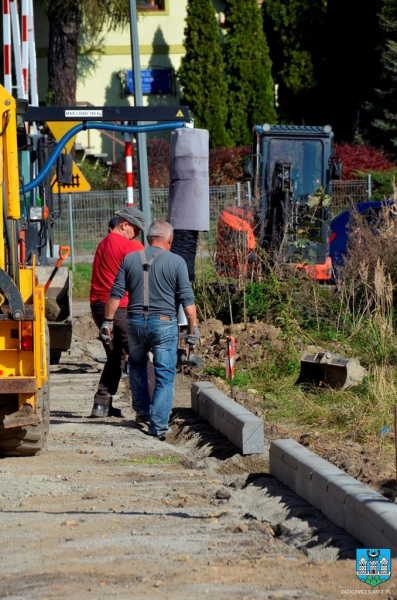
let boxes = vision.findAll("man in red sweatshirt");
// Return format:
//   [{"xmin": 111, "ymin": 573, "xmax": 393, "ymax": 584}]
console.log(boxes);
[{"xmin": 89, "ymin": 207, "xmax": 145, "ymax": 417}]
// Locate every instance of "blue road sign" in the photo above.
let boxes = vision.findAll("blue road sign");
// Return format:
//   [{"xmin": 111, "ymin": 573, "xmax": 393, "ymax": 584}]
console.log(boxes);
[{"xmin": 126, "ymin": 69, "xmax": 170, "ymax": 94}]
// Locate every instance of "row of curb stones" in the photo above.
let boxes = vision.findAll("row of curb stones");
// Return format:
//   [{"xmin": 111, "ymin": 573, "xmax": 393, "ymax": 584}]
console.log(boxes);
[
  {"xmin": 191, "ymin": 382, "xmax": 397, "ymax": 555},
  {"xmin": 191, "ymin": 382, "xmax": 264, "ymax": 455},
  {"xmin": 270, "ymin": 439, "xmax": 397, "ymax": 557}
]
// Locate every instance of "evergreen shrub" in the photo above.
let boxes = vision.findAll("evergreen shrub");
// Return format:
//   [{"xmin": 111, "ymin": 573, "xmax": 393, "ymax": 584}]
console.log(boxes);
[
  {"xmin": 224, "ymin": 0, "xmax": 276, "ymax": 145},
  {"xmin": 177, "ymin": 0, "xmax": 229, "ymax": 148}
]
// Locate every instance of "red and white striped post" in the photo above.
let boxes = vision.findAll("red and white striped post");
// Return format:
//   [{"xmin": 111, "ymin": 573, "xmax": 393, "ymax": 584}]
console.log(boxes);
[
  {"xmin": 28, "ymin": 0, "xmax": 38, "ymax": 108},
  {"xmin": 3, "ymin": 0, "xmax": 12, "ymax": 93},
  {"xmin": 124, "ymin": 129, "xmax": 134, "ymax": 206},
  {"xmin": 21, "ymin": 0, "xmax": 29, "ymax": 98},
  {"xmin": 10, "ymin": 0, "xmax": 24, "ymax": 98}
]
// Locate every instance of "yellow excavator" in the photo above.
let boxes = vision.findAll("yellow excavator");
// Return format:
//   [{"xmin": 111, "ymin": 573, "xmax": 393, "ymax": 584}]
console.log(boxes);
[
  {"xmin": 0, "ymin": 85, "xmax": 49, "ymax": 456},
  {"xmin": 0, "ymin": 86, "xmax": 193, "ymax": 456}
]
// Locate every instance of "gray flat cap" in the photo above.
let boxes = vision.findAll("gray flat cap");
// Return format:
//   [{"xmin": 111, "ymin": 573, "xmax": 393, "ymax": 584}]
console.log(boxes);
[{"xmin": 115, "ymin": 207, "xmax": 145, "ymax": 232}]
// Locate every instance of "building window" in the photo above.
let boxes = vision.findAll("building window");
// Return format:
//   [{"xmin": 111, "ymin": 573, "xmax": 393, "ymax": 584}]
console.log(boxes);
[{"xmin": 140, "ymin": 0, "xmax": 166, "ymax": 10}]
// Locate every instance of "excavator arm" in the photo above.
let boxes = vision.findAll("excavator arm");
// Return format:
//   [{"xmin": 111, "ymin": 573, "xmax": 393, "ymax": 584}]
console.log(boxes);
[
  {"xmin": 0, "ymin": 88, "xmax": 24, "ymax": 317},
  {"xmin": 0, "ymin": 86, "xmax": 49, "ymax": 451}
]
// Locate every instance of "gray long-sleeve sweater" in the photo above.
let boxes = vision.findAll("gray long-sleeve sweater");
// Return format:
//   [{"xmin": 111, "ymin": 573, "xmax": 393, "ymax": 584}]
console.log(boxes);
[{"xmin": 110, "ymin": 245, "xmax": 195, "ymax": 318}]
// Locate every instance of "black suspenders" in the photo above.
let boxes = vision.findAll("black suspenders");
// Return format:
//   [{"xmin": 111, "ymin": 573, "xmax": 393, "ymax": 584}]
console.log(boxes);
[{"xmin": 139, "ymin": 249, "xmax": 165, "ymax": 317}]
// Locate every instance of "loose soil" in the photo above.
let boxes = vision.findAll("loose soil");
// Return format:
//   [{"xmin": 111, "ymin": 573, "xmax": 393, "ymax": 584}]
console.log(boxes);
[
  {"xmin": 189, "ymin": 318, "xmax": 397, "ymax": 501},
  {"xmin": 0, "ymin": 303, "xmax": 396, "ymax": 599}
]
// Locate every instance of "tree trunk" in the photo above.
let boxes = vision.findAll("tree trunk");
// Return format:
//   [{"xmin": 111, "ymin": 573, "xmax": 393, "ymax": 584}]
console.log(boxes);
[{"xmin": 47, "ymin": 4, "xmax": 80, "ymax": 106}]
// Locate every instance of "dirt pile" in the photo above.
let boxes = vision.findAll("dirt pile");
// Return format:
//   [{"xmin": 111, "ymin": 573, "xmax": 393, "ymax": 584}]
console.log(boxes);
[
  {"xmin": 198, "ymin": 319, "xmax": 284, "ymax": 369},
  {"xmin": 73, "ymin": 313, "xmax": 99, "ymax": 342}
]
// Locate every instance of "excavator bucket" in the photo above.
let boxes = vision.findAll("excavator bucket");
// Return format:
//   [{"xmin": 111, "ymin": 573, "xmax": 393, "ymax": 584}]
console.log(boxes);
[{"xmin": 296, "ymin": 351, "xmax": 367, "ymax": 390}]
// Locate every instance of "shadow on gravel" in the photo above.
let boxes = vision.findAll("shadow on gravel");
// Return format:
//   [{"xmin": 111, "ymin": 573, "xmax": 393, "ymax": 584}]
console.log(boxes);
[
  {"xmin": 1, "ymin": 509, "xmax": 210, "ymax": 519},
  {"xmin": 170, "ymin": 407, "xmax": 240, "ymax": 461},
  {"xmin": 50, "ymin": 411, "xmax": 86, "ymax": 421},
  {"xmin": 53, "ymin": 364, "xmax": 101, "ymax": 374},
  {"xmin": 50, "ymin": 413, "xmax": 142, "ymax": 429},
  {"xmin": 242, "ymin": 473, "xmax": 357, "ymax": 560}
]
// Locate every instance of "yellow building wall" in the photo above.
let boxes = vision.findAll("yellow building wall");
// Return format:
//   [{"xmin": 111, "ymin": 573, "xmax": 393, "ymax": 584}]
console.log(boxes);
[
  {"xmin": 35, "ymin": 1, "xmax": 226, "ymax": 157},
  {"xmin": 36, "ymin": 2, "xmax": 189, "ymax": 157}
]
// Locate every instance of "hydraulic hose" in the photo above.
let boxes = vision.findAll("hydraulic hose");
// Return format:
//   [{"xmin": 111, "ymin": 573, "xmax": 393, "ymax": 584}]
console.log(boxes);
[{"xmin": 20, "ymin": 121, "xmax": 187, "ymax": 195}]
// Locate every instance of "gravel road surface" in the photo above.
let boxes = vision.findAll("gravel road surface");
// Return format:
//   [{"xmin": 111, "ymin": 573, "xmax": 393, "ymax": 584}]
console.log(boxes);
[{"xmin": 0, "ymin": 303, "xmax": 394, "ymax": 599}]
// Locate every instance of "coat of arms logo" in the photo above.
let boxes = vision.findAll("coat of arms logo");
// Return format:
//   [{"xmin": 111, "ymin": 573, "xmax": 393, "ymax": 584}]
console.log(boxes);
[{"xmin": 356, "ymin": 549, "xmax": 391, "ymax": 587}]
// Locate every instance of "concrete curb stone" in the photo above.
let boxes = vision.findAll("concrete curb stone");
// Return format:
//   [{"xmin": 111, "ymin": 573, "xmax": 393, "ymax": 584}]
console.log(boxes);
[
  {"xmin": 191, "ymin": 382, "xmax": 215, "ymax": 413},
  {"xmin": 269, "ymin": 438, "xmax": 397, "ymax": 556},
  {"xmin": 191, "ymin": 381, "xmax": 264, "ymax": 455}
]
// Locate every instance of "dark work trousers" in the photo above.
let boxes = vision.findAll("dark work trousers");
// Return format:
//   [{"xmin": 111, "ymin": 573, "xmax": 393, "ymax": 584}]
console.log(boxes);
[
  {"xmin": 91, "ymin": 302, "xmax": 129, "ymax": 406},
  {"xmin": 91, "ymin": 302, "xmax": 156, "ymax": 407}
]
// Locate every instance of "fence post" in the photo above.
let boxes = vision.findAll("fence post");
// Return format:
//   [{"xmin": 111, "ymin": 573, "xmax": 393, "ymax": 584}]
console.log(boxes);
[
  {"xmin": 246, "ymin": 181, "xmax": 251, "ymax": 206},
  {"xmin": 68, "ymin": 193, "xmax": 75, "ymax": 271},
  {"xmin": 367, "ymin": 174, "xmax": 372, "ymax": 201},
  {"xmin": 236, "ymin": 182, "xmax": 241, "ymax": 206}
]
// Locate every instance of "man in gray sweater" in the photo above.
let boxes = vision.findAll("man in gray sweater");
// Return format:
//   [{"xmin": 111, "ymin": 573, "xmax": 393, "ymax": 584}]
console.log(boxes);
[{"xmin": 101, "ymin": 220, "xmax": 199, "ymax": 438}]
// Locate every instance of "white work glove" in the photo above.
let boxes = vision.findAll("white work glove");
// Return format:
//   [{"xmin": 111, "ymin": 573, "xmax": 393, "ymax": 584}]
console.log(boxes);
[
  {"xmin": 186, "ymin": 325, "xmax": 200, "ymax": 348},
  {"xmin": 100, "ymin": 320, "xmax": 114, "ymax": 346}
]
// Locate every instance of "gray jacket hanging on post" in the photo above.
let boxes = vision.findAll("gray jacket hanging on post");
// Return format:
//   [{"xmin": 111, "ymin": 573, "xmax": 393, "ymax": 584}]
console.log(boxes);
[
  {"xmin": 168, "ymin": 128, "xmax": 210, "ymax": 283},
  {"xmin": 167, "ymin": 128, "xmax": 210, "ymax": 232}
]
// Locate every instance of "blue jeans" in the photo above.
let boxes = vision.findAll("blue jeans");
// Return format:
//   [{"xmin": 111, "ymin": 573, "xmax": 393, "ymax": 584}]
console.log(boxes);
[{"xmin": 128, "ymin": 315, "xmax": 178, "ymax": 436}]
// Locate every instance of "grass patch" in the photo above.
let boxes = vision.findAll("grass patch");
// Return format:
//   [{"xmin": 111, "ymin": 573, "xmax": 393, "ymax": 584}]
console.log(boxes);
[
  {"xmin": 194, "ymin": 231, "xmax": 397, "ymax": 451},
  {"xmin": 123, "ymin": 455, "xmax": 179, "ymax": 465},
  {"xmin": 259, "ymin": 360, "xmax": 394, "ymax": 443},
  {"xmin": 71, "ymin": 263, "xmax": 92, "ymax": 300},
  {"xmin": 262, "ymin": 367, "xmax": 397, "ymax": 443},
  {"xmin": 203, "ymin": 365, "xmax": 250, "ymax": 387},
  {"xmin": 204, "ymin": 339, "xmax": 397, "ymax": 444}
]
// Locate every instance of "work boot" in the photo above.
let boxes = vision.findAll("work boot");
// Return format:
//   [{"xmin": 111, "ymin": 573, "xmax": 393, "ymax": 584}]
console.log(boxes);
[
  {"xmin": 146, "ymin": 426, "xmax": 173, "ymax": 441},
  {"xmin": 108, "ymin": 403, "xmax": 123, "ymax": 418},
  {"xmin": 90, "ymin": 401, "xmax": 110, "ymax": 418},
  {"xmin": 135, "ymin": 413, "xmax": 150, "ymax": 425}
]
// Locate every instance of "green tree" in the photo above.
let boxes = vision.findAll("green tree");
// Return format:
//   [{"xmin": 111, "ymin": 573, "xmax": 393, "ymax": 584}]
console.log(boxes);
[
  {"xmin": 177, "ymin": 0, "xmax": 229, "ymax": 148},
  {"xmin": 263, "ymin": 0, "xmax": 326, "ymax": 124},
  {"xmin": 42, "ymin": 0, "xmax": 130, "ymax": 105},
  {"xmin": 224, "ymin": 0, "xmax": 276, "ymax": 146},
  {"xmin": 263, "ymin": 0, "xmax": 384, "ymax": 141},
  {"xmin": 366, "ymin": 2, "xmax": 397, "ymax": 155},
  {"xmin": 370, "ymin": 24, "xmax": 397, "ymax": 155}
]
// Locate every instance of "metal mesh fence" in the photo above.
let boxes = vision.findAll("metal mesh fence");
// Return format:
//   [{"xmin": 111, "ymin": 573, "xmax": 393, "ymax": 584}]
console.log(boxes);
[
  {"xmin": 54, "ymin": 185, "xmax": 243, "ymax": 259},
  {"xmin": 330, "ymin": 180, "xmax": 369, "ymax": 214},
  {"xmin": 53, "ymin": 180, "xmax": 370, "ymax": 261}
]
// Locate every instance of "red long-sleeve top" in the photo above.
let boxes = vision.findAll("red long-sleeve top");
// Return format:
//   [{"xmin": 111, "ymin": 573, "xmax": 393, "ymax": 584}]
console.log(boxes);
[{"xmin": 90, "ymin": 232, "xmax": 144, "ymax": 308}]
